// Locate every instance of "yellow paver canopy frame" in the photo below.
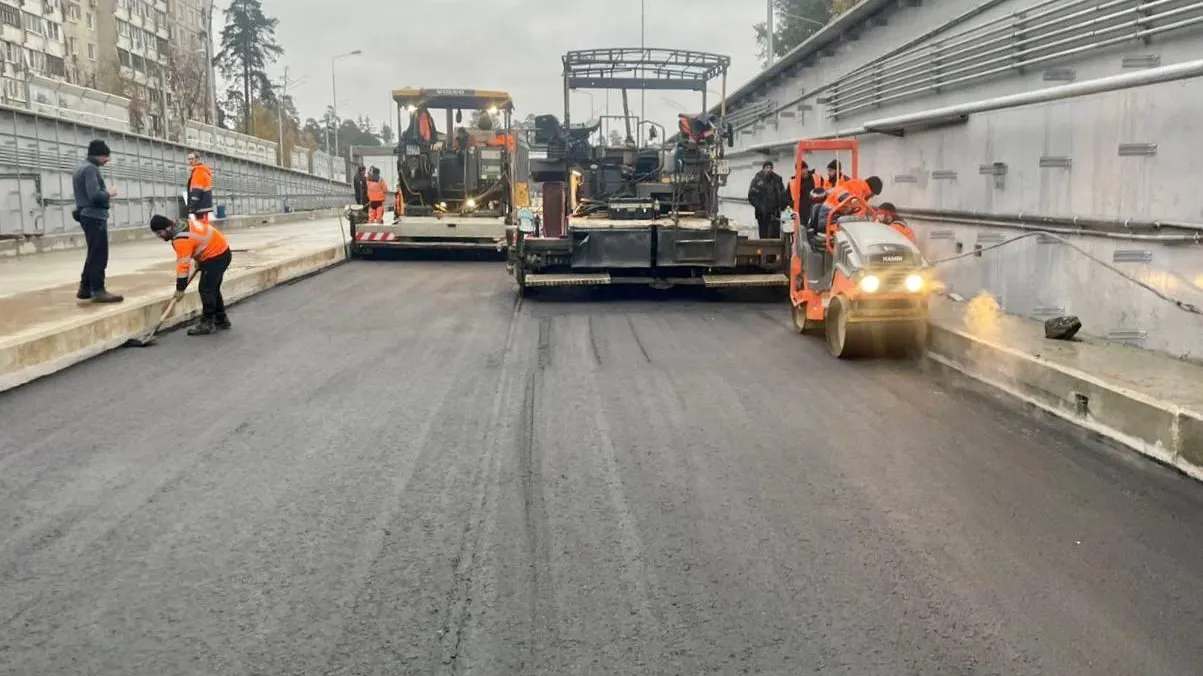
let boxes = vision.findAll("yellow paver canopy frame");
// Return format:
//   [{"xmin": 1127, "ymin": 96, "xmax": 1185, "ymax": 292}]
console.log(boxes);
[{"xmin": 391, "ymin": 88, "xmax": 514, "ymax": 112}]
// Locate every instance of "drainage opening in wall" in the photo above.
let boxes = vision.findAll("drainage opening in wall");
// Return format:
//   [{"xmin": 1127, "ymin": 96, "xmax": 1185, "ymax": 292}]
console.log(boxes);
[{"xmin": 1073, "ymin": 392, "xmax": 1090, "ymax": 417}]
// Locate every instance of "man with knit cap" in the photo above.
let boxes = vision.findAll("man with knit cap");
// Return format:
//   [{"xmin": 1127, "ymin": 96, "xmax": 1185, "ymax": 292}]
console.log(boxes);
[
  {"xmin": 149, "ymin": 214, "xmax": 232, "ymax": 335},
  {"xmin": 71, "ymin": 139, "xmax": 122, "ymax": 303}
]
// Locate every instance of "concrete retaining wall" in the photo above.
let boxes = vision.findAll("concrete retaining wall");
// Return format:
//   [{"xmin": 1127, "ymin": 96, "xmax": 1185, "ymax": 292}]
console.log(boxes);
[
  {"xmin": 0, "ymin": 103, "xmax": 352, "ymax": 238},
  {"xmin": 717, "ymin": 0, "xmax": 1203, "ymax": 361},
  {"xmin": 0, "ymin": 244, "xmax": 346, "ymax": 394},
  {"xmin": 927, "ymin": 320, "xmax": 1203, "ymax": 483}
]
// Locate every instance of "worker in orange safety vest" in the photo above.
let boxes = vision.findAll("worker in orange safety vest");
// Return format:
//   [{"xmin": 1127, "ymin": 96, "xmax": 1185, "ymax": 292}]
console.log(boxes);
[
  {"xmin": 150, "ymin": 214, "xmax": 232, "ymax": 335},
  {"xmin": 365, "ymin": 167, "xmax": 388, "ymax": 224},
  {"xmin": 186, "ymin": 151, "xmax": 214, "ymax": 223},
  {"xmin": 808, "ymin": 175, "xmax": 883, "ymax": 241},
  {"xmin": 874, "ymin": 202, "xmax": 917, "ymax": 243}
]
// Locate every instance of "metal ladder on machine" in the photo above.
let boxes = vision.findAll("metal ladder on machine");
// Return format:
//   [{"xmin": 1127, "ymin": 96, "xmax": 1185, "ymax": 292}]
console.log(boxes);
[{"xmin": 669, "ymin": 146, "xmax": 722, "ymax": 266}]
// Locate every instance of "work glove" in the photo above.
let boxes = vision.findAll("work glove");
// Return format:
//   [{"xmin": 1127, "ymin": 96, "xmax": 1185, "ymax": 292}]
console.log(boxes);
[{"xmin": 173, "ymin": 290, "xmax": 185, "ymax": 301}]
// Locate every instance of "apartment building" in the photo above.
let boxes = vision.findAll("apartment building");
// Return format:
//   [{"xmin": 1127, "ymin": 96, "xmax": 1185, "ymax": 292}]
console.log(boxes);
[
  {"xmin": 62, "ymin": 0, "xmax": 100, "ymax": 88},
  {"xmin": 0, "ymin": 0, "xmax": 68, "ymax": 103},
  {"xmin": 165, "ymin": 0, "xmax": 213, "ymax": 125},
  {"xmin": 0, "ymin": 0, "xmax": 213, "ymax": 134}
]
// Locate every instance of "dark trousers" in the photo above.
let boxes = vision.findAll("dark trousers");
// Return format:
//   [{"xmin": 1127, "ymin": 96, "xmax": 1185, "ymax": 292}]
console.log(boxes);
[
  {"xmin": 198, "ymin": 249, "xmax": 232, "ymax": 320},
  {"xmin": 79, "ymin": 216, "xmax": 109, "ymax": 292},
  {"xmin": 755, "ymin": 210, "xmax": 781, "ymax": 239}
]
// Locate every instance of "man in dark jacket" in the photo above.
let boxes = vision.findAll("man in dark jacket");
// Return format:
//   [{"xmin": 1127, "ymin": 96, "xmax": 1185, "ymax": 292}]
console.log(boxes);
[
  {"xmin": 747, "ymin": 160, "xmax": 788, "ymax": 239},
  {"xmin": 353, "ymin": 165, "xmax": 368, "ymax": 208},
  {"xmin": 71, "ymin": 139, "xmax": 123, "ymax": 303}
]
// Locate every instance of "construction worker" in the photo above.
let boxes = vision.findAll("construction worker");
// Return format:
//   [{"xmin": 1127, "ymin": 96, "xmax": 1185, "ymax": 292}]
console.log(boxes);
[
  {"xmin": 393, "ymin": 188, "xmax": 405, "ymax": 224},
  {"xmin": 365, "ymin": 167, "xmax": 388, "ymax": 224},
  {"xmin": 186, "ymin": 151, "xmax": 214, "ymax": 223},
  {"xmin": 792, "ymin": 161, "xmax": 826, "ymax": 210},
  {"xmin": 808, "ymin": 160, "xmax": 851, "ymax": 203},
  {"xmin": 149, "ymin": 214, "xmax": 232, "ymax": 335},
  {"xmin": 353, "ymin": 165, "xmax": 369, "ymax": 209},
  {"xmin": 808, "ymin": 175, "xmax": 884, "ymax": 242},
  {"xmin": 747, "ymin": 160, "xmax": 788, "ymax": 239},
  {"xmin": 874, "ymin": 202, "xmax": 917, "ymax": 243}
]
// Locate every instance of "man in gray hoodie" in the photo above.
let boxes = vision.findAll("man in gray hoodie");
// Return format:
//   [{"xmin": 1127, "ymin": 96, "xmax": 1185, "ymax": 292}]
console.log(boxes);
[{"xmin": 72, "ymin": 139, "xmax": 123, "ymax": 303}]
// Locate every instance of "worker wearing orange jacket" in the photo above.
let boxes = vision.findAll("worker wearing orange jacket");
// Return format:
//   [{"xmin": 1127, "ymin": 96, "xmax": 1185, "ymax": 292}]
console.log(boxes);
[
  {"xmin": 808, "ymin": 175, "xmax": 883, "ymax": 241},
  {"xmin": 365, "ymin": 167, "xmax": 388, "ymax": 224},
  {"xmin": 186, "ymin": 151, "xmax": 214, "ymax": 222},
  {"xmin": 874, "ymin": 202, "xmax": 917, "ymax": 243},
  {"xmin": 150, "ymin": 214, "xmax": 232, "ymax": 335}
]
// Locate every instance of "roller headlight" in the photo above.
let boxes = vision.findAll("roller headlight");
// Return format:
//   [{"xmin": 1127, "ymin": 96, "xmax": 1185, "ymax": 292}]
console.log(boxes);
[
  {"xmin": 859, "ymin": 274, "xmax": 881, "ymax": 293},
  {"xmin": 465, "ymin": 198, "xmax": 477, "ymax": 210},
  {"xmin": 904, "ymin": 274, "xmax": 924, "ymax": 293}
]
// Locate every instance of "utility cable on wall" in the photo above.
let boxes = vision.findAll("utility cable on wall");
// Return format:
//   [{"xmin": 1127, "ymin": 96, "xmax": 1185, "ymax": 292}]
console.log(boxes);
[{"xmin": 929, "ymin": 231, "xmax": 1203, "ymax": 317}]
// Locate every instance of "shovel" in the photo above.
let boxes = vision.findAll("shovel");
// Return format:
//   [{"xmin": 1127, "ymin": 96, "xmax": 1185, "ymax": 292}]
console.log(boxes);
[{"xmin": 122, "ymin": 270, "xmax": 197, "ymax": 348}]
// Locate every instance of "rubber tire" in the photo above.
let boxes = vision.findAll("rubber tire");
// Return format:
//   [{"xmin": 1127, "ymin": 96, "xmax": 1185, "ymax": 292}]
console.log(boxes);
[
  {"xmin": 791, "ymin": 302, "xmax": 822, "ymax": 335},
  {"xmin": 825, "ymin": 298, "xmax": 862, "ymax": 359}
]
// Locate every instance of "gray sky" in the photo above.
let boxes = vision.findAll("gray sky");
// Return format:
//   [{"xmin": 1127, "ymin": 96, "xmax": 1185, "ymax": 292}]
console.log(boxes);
[{"xmin": 211, "ymin": 0, "xmax": 767, "ymax": 136}]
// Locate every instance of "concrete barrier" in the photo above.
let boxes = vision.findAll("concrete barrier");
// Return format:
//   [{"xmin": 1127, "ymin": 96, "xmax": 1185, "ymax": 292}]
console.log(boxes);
[
  {"xmin": 0, "ymin": 208, "xmax": 343, "ymax": 258},
  {"xmin": 0, "ymin": 244, "xmax": 345, "ymax": 393},
  {"xmin": 926, "ymin": 318, "xmax": 1203, "ymax": 483}
]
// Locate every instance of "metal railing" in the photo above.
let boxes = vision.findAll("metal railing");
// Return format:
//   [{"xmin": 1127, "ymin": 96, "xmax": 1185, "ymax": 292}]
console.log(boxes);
[
  {"xmin": 0, "ymin": 104, "xmax": 351, "ymax": 237},
  {"xmin": 828, "ymin": 0, "xmax": 1203, "ymax": 119}
]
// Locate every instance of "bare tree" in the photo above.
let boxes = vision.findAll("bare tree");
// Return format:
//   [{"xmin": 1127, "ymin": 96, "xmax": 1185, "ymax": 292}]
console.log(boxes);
[{"xmin": 165, "ymin": 47, "xmax": 211, "ymax": 132}]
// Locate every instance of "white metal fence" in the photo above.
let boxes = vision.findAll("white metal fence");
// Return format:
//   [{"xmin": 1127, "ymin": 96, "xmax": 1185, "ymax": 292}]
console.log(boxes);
[{"xmin": 0, "ymin": 104, "xmax": 351, "ymax": 237}]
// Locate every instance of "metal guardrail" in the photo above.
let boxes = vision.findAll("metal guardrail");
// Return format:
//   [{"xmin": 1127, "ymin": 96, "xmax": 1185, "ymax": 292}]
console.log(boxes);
[
  {"xmin": 0, "ymin": 105, "xmax": 351, "ymax": 237},
  {"xmin": 828, "ymin": 0, "xmax": 1203, "ymax": 119}
]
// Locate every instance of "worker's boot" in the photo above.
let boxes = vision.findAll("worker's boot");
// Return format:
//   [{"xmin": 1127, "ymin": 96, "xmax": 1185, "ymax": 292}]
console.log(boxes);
[
  {"xmin": 188, "ymin": 317, "xmax": 216, "ymax": 335},
  {"xmin": 76, "ymin": 283, "xmax": 91, "ymax": 300},
  {"xmin": 90, "ymin": 289, "xmax": 124, "ymax": 303},
  {"xmin": 215, "ymin": 313, "xmax": 232, "ymax": 331}
]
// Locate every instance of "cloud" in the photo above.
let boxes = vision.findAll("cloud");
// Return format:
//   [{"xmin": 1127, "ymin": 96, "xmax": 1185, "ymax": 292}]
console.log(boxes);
[{"xmin": 211, "ymin": 0, "xmax": 765, "ymax": 134}]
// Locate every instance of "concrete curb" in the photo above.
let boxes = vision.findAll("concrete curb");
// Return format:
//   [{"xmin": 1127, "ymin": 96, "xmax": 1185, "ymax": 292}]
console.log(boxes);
[
  {"xmin": 0, "ymin": 243, "xmax": 346, "ymax": 394},
  {"xmin": 927, "ymin": 321, "xmax": 1203, "ymax": 483},
  {"xmin": 0, "ymin": 208, "xmax": 343, "ymax": 258}
]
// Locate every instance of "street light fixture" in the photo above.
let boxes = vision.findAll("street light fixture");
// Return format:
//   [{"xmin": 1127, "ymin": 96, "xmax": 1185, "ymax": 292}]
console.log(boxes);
[{"xmin": 331, "ymin": 49, "xmax": 362, "ymax": 161}]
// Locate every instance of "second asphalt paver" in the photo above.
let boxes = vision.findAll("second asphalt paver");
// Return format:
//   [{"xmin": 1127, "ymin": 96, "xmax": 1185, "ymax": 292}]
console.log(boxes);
[{"xmin": 1, "ymin": 261, "xmax": 1202, "ymax": 675}]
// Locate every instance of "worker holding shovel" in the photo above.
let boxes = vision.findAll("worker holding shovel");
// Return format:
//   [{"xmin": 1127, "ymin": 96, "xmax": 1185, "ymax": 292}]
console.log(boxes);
[{"xmin": 149, "ymin": 214, "xmax": 232, "ymax": 335}]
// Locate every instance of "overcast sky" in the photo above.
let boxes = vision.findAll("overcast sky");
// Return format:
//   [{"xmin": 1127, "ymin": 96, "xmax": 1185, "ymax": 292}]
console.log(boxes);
[{"xmin": 211, "ymin": 0, "xmax": 767, "ymax": 136}]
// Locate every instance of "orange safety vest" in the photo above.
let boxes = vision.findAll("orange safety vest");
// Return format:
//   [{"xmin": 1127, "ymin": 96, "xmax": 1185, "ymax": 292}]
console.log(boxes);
[
  {"xmin": 890, "ymin": 220, "xmax": 917, "ymax": 243},
  {"xmin": 187, "ymin": 163, "xmax": 214, "ymax": 214},
  {"xmin": 824, "ymin": 178, "xmax": 874, "ymax": 210},
  {"xmin": 366, "ymin": 178, "xmax": 388, "ymax": 202},
  {"xmin": 171, "ymin": 217, "xmax": 229, "ymax": 281}
]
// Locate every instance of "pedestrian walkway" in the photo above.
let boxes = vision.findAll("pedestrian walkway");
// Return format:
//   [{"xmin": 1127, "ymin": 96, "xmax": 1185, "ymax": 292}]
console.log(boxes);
[
  {"xmin": 929, "ymin": 295, "xmax": 1203, "ymax": 481},
  {"xmin": 0, "ymin": 218, "xmax": 349, "ymax": 392}
]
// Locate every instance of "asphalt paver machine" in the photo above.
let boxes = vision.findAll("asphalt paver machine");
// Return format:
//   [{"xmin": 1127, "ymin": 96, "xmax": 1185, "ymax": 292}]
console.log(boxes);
[
  {"xmin": 349, "ymin": 88, "xmax": 530, "ymax": 256},
  {"xmin": 506, "ymin": 48, "xmax": 789, "ymax": 294}
]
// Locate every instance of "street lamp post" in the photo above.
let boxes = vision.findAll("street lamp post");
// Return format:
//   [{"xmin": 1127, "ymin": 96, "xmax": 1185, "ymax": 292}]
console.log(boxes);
[
  {"xmin": 640, "ymin": 0, "xmax": 645, "ymax": 136},
  {"xmin": 331, "ymin": 50, "xmax": 362, "ymax": 172},
  {"xmin": 767, "ymin": 0, "xmax": 775, "ymax": 67}
]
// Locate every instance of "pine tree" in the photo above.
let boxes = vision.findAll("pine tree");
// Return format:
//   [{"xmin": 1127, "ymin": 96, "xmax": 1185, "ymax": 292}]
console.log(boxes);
[{"xmin": 214, "ymin": 0, "xmax": 283, "ymax": 133}]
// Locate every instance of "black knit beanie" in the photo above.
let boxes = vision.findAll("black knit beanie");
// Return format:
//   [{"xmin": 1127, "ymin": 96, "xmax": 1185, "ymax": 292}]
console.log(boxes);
[
  {"xmin": 149, "ymin": 215, "xmax": 174, "ymax": 232},
  {"xmin": 87, "ymin": 139, "xmax": 111, "ymax": 157}
]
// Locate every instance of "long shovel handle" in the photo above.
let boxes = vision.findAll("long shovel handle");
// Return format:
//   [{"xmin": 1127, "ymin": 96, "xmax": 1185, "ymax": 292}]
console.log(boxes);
[{"xmin": 151, "ymin": 269, "xmax": 198, "ymax": 333}]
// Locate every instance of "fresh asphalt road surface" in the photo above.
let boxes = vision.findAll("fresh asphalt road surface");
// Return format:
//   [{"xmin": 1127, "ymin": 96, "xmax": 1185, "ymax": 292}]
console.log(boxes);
[{"xmin": 2, "ymin": 260, "xmax": 1202, "ymax": 676}]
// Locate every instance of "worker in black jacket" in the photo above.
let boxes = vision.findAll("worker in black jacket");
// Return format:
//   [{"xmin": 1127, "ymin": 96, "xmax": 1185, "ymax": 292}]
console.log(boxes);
[
  {"xmin": 353, "ymin": 165, "xmax": 369, "ymax": 209},
  {"xmin": 747, "ymin": 160, "xmax": 789, "ymax": 239},
  {"xmin": 71, "ymin": 139, "xmax": 123, "ymax": 303}
]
